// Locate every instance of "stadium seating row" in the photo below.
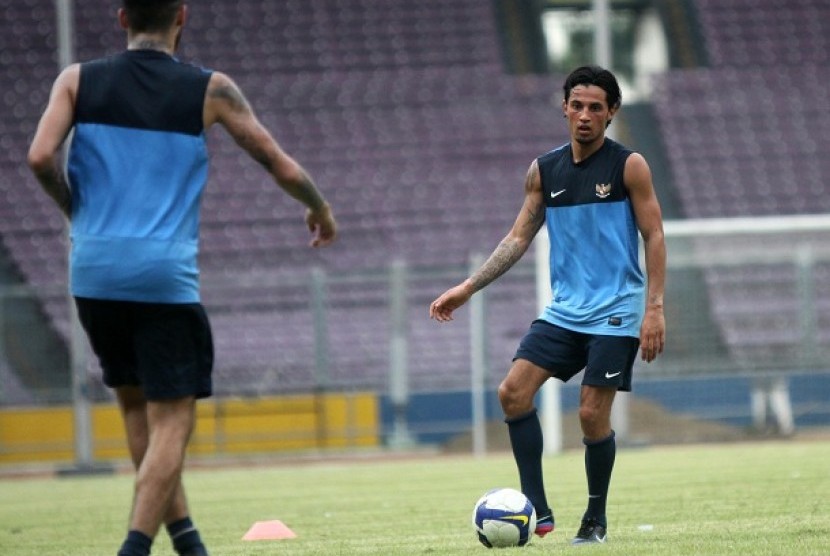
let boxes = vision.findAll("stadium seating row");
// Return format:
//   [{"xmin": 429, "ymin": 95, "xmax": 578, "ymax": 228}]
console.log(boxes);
[
  {"xmin": 654, "ymin": 0, "xmax": 830, "ymax": 365},
  {"xmin": 3, "ymin": 0, "xmax": 829, "ymax": 401},
  {"xmin": 0, "ymin": 0, "xmax": 561, "ymax": 399},
  {"xmin": 695, "ymin": 0, "xmax": 830, "ymax": 67}
]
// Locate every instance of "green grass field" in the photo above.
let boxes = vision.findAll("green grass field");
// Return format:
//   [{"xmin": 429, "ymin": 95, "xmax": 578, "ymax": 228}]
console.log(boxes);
[{"xmin": 1, "ymin": 440, "xmax": 828, "ymax": 555}]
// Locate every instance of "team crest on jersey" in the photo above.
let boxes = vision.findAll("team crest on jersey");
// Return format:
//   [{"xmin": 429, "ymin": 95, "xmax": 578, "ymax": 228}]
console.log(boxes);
[{"xmin": 595, "ymin": 183, "xmax": 612, "ymax": 198}]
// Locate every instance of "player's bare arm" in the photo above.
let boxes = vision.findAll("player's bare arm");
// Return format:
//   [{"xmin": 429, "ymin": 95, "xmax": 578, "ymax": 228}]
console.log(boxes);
[
  {"xmin": 27, "ymin": 64, "xmax": 79, "ymax": 219},
  {"xmin": 430, "ymin": 160, "xmax": 545, "ymax": 322},
  {"xmin": 470, "ymin": 160, "xmax": 545, "ymax": 289},
  {"xmin": 204, "ymin": 72, "xmax": 336, "ymax": 247},
  {"xmin": 624, "ymin": 153, "xmax": 667, "ymax": 362}
]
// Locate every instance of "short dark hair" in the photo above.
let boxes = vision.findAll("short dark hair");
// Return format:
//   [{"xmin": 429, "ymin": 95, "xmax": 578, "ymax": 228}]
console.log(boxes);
[
  {"xmin": 122, "ymin": 0, "xmax": 183, "ymax": 33},
  {"xmin": 563, "ymin": 66, "xmax": 622, "ymax": 110}
]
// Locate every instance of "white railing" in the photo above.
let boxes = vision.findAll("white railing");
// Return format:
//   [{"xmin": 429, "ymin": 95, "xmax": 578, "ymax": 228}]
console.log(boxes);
[{"xmin": 3, "ymin": 214, "xmax": 830, "ymax": 463}]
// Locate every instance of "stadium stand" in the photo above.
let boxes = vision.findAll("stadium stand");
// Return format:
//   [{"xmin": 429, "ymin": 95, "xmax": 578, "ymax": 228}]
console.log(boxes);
[
  {"xmin": 653, "ymin": 0, "xmax": 830, "ymax": 368},
  {"xmin": 695, "ymin": 0, "xmax": 830, "ymax": 68},
  {"xmin": 8, "ymin": 0, "xmax": 825, "ymax": 402},
  {"xmin": 654, "ymin": 65, "xmax": 830, "ymax": 218},
  {"xmin": 1, "ymin": 0, "xmax": 563, "ymax": 399}
]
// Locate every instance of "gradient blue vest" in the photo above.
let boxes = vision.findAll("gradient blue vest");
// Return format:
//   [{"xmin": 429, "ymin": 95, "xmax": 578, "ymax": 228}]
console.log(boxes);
[
  {"xmin": 68, "ymin": 50, "xmax": 212, "ymax": 302},
  {"xmin": 536, "ymin": 139, "xmax": 644, "ymax": 336}
]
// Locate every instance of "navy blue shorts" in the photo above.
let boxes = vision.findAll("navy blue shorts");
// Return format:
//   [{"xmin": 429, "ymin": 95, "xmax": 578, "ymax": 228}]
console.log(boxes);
[
  {"xmin": 514, "ymin": 320, "xmax": 639, "ymax": 391},
  {"xmin": 75, "ymin": 298, "xmax": 214, "ymax": 400}
]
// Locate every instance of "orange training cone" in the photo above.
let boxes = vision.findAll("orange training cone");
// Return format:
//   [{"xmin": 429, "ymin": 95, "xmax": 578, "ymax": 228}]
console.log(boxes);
[{"xmin": 242, "ymin": 520, "xmax": 297, "ymax": 541}]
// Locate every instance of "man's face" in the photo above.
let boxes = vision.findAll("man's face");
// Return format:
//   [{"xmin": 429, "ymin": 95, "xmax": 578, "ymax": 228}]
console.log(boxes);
[{"xmin": 562, "ymin": 84, "xmax": 616, "ymax": 145}]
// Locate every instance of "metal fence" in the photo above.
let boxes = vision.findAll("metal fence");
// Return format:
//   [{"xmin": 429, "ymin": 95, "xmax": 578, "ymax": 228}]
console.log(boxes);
[{"xmin": 2, "ymin": 216, "xmax": 830, "ymax": 465}]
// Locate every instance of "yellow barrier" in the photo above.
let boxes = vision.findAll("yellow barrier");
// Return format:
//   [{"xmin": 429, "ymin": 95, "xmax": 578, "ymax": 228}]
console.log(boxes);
[{"xmin": 0, "ymin": 392, "xmax": 378, "ymax": 464}]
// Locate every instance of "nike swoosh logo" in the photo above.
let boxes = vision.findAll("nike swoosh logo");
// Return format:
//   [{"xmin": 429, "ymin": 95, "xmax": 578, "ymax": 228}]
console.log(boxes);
[
  {"xmin": 502, "ymin": 515, "xmax": 529, "ymax": 526},
  {"xmin": 604, "ymin": 371, "xmax": 622, "ymax": 379},
  {"xmin": 551, "ymin": 189, "xmax": 566, "ymax": 199}
]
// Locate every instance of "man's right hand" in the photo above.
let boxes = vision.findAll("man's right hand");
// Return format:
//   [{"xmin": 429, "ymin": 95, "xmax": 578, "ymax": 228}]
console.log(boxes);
[
  {"xmin": 429, "ymin": 282, "xmax": 474, "ymax": 322},
  {"xmin": 305, "ymin": 204, "xmax": 337, "ymax": 248}
]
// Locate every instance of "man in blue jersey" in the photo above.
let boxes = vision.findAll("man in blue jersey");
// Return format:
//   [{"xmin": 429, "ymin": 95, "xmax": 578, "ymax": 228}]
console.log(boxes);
[
  {"xmin": 430, "ymin": 66, "xmax": 665, "ymax": 545},
  {"xmin": 28, "ymin": 1, "xmax": 336, "ymax": 555}
]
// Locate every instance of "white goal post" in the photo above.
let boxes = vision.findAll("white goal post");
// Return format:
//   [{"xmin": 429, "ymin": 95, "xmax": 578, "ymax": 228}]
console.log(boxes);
[{"xmin": 536, "ymin": 213, "xmax": 830, "ymax": 453}]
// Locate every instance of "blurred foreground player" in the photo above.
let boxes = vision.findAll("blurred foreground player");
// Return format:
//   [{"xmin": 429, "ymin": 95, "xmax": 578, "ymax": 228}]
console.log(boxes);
[
  {"xmin": 28, "ymin": 1, "xmax": 336, "ymax": 554},
  {"xmin": 430, "ymin": 66, "xmax": 666, "ymax": 544}
]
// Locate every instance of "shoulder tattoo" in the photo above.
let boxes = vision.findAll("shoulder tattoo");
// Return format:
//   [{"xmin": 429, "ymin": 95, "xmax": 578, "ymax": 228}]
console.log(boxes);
[{"xmin": 209, "ymin": 82, "xmax": 250, "ymax": 113}]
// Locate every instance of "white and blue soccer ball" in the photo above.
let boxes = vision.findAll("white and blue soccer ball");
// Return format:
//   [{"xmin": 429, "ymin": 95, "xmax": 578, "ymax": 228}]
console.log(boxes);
[{"xmin": 472, "ymin": 488, "xmax": 537, "ymax": 548}]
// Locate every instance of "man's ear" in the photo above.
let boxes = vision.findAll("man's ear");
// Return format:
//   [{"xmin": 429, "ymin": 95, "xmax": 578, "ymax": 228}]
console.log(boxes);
[
  {"xmin": 117, "ymin": 8, "xmax": 129, "ymax": 31},
  {"xmin": 607, "ymin": 105, "xmax": 619, "ymax": 125},
  {"xmin": 176, "ymin": 5, "xmax": 187, "ymax": 27}
]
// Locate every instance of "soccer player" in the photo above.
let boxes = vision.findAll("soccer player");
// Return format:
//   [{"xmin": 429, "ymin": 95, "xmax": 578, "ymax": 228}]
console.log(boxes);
[
  {"xmin": 430, "ymin": 65, "xmax": 666, "ymax": 545},
  {"xmin": 27, "ymin": 1, "xmax": 337, "ymax": 555}
]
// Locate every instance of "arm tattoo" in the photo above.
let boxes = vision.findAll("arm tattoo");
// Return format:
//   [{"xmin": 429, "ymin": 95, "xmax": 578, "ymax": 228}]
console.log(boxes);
[
  {"xmin": 524, "ymin": 203, "xmax": 545, "ymax": 234},
  {"xmin": 523, "ymin": 164, "xmax": 545, "ymax": 233},
  {"xmin": 209, "ymin": 83, "xmax": 250, "ymax": 113},
  {"xmin": 211, "ymin": 84, "xmax": 272, "ymax": 168},
  {"xmin": 469, "ymin": 162, "xmax": 541, "ymax": 291},
  {"xmin": 33, "ymin": 164, "xmax": 71, "ymax": 218},
  {"xmin": 210, "ymin": 80, "xmax": 327, "ymax": 212},
  {"xmin": 469, "ymin": 238, "xmax": 524, "ymax": 292}
]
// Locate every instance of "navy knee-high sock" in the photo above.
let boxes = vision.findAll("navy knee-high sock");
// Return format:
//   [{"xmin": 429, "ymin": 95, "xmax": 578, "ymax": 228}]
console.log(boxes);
[
  {"xmin": 167, "ymin": 516, "xmax": 206, "ymax": 555},
  {"xmin": 583, "ymin": 431, "xmax": 616, "ymax": 526},
  {"xmin": 117, "ymin": 530, "xmax": 152, "ymax": 556},
  {"xmin": 506, "ymin": 408, "xmax": 551, "ymax": 517}
]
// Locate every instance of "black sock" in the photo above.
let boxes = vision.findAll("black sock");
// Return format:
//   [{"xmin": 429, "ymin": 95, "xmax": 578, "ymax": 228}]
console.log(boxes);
[
  {"xmin": 583, "ymin": 430, "xmax": 616, "ymax": 526},
  {"xmin": 166, "ymin": 516, "xmax": 205, "ymax": 555},
  {"xmin": 117, "ymin": 530, "xmax": 152, "ymax": 556},
  {"xmin": 506, "ymin": 408, "xmax": 551, "ymax": 518}
]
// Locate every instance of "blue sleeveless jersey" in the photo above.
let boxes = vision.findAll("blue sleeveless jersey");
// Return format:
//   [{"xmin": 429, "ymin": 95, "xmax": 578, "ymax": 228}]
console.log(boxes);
[
  {"xmin": 67, "ymin": 50, "xmax": 212, "ymax": 302},
  {"xmin": 536, "ymin": 139, "xmax": 644, "ymax": 336}
]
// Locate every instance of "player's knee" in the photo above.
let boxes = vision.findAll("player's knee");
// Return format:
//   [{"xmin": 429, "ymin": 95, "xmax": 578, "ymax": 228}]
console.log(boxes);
[
  {"xmin": 498, "ymin": 380, "xmax": 530, "ymax": 416},
  {"xmin": 578, "ymin": 404, "xmax": 599, "ymax": 427},
  {"xmin": 497, "ymin": 380, "xmax": 514, "ymax": 411},
  {"xmin": 578, "ymin": 405, "xmax": 611, "ymax": 437}
]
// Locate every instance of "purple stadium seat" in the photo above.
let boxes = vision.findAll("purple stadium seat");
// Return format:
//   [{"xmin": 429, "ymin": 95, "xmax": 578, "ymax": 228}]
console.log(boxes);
[
  {"xmin": 652, "ymin": 1, "xmax": 830, "ymax": 363},
  {"xmin": 1, "ymin": 0, "xmax": 566, "ymax": 400}
]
